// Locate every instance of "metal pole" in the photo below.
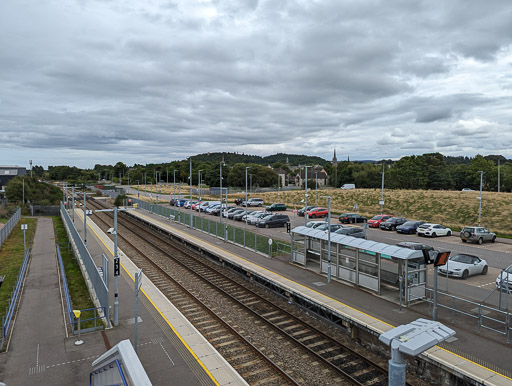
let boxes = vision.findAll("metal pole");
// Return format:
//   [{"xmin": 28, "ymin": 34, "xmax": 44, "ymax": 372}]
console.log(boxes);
[
  {"xmin": 83, "ymin": 191, "xmax": 87, "ymax": 246},
  {"xmin": 433, "ymin": 266, "xmax": 438, "ymax": 321},
  {"xmin": 381, "ymin": 163, "xmax": 385, "ymax": 215},
  {"xmin": 219, "ymin": 162, "xmax": 223, "ymax": 224},
  {"xmin": 113, "ymin": 207, "xmax": 119, "ymax": 326},
  {"xmin": 23, "ymin": 228, "xmax": 26, "ymax": 254},
  {"xmin": 498, "ymin": 161, "xmax": 501, "ymax": 193},
  {"xmin": 277, "ymin": 174, "xmax": 280, "ymax": 199},
  {"xmin": 327, "ymin": 197, "xmax": 331, "ymax": 283},
  {"xmin": 134, "ymin": 270, "xmax": 141, "ymax": 353},
  {"xmin": 72, "ymin": 187, "xmax": 75, "ymax": 223},
  {"xmin": 315, "ymin": 172, "xmax": 318, "ymax": 205},
  {"xmin": 250, "ymin": 174, "xmax": 252, "ymax": 194},
  {"xmin": 245, "ymin": 167, "xmax": 249, "ymax": 247},
  {"xmin": 150, "ymin": 182, "xmax": 153, "ymax": 204},
  {"xmin": 22, "ymin": 179, "xmax": 24, "ymax": 206},
  {"xmin": 304, "ymin": 166, "xmax": 310, "ymax": 225},
  {"xmin": 189, "ymin": 159, "xmax": 193, "ymax": 228},
  {"xmin": 478, "ymin": 171, "xmax": 483, "ymax": 226}
]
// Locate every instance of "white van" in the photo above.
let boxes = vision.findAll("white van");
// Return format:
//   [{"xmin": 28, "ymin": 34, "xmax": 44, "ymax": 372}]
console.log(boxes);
[
  {"xmin": 245, "ymin": 198, "xmax": 265, "ymax": 207},
  {"xmin": 340, "ymin": 184, "xmax": 356, "ymax": 190}
]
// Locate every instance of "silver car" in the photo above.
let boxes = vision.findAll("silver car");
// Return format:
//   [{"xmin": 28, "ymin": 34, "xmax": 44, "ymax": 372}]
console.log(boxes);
[
  {"xmin": 460, "ymin": 226, "xmax": 496, "ymax": 244},
  {"xmin": 438, "ymin": 254, "xmax": 488, "ymax": 279},
  {"xmin": 496, "ymin": 264, "xmax": 512, "ymax": 292}
]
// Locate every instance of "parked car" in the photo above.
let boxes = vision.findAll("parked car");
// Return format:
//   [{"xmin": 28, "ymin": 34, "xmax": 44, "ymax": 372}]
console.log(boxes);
[
  {"xmin": 205, "ymin": 203, "xmax": 221, "ymax": 214},
  {"xmin": 367, "ymin": 214, "xmax": 393, "ymax": 228},
  {"xmin": 234, "ymin": 198, "xmax": 244, "ymax": 205},
  {"xmin": 192, "ymin": 202, "xmax": 202, "ymax": 210},
  {"xmin": 496, "ymin": 264, "xmax": 512, "ymax": 291},
  {"xmin": 223, "ymin": 208, "xmax": 240, "ymax": 218},
  {"xmin": 244, "ymin": 198, "xmax": 265, "ymax": 207},
  {"xmin": 307, "ymin": 207, "xmax": 329, "ymax": 218},
  {"xmin": 396, "ymin": 242, "xmax": 436, "ymax": 264},
  {"xmin": 417, "ymin": 223, "xmax": 452, "ymax": 237},
  {"xmin": 460, "ymin": 226, "xmax": 496, "ymax": 244},
  {"xmin": 178, "ymin": 199, "xmax": 188, "ymax": 207},
  {"xmin": 396, "ymin": 221, "xmax": 425, "ymax": 234},
  {"xmin": 211, "ymin": 205, "xmax": 229, "ymax": 215},
  {"xmin": 266, "ymin": 203, "xmax": 287, "ymax": 211},
  {"xmin": 306, "ymin": 221, "xmax": 327, "ymax": 229},
  {"xmin": 256, "ymin": 213, "xmax": 290, "ymax": 228},
  {"xmin": 461, "ymin": 188, "xmax": 474, "ymax": 191},
  {"xmin": 234, "ymin": 210, "xmax": 254, "ymax": 221},
  {"xmin": 315, "ymin": 223, "xmax": 342, "ymax": 232},
  {"xmin": 248, "ymin": 211, "xmax": 269, "ymax": 225},
  {"xmin": 228, "ymin": 209, "xmax": 245, "ymax": 219},
  {"xmin": 335, "ymin": 226, "xmax": 366, "ymax": 238},
  {"xmin": 298, "ymin": 206, "xmax": 316, "ymax": 217},
  {"xmin": 379, "ymin": 217, "xmax": 407, "ymax": 231},
  {"xmin": 338, "ymin": 213, "xmax": 367, "ymax": 224},
  {"xmin": 438, "ymin": 254, "xmax": 488, "ymax": 279}
]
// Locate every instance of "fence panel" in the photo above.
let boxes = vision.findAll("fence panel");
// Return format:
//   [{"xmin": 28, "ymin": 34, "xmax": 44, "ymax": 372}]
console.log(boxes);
[
  {"xmin": 60, "ymin": 203, "xmax": 110, "ymax": 327},
  {"xmin": 0, "ymin": 208, "xmax": 21, "ymax": 248}
]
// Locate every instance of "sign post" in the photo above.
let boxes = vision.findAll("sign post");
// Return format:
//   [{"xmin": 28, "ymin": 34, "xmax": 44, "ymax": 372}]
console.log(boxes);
[
  {"xmin": 73, "ymin": 310, "xmax": 84, "ymax": 346},
  {"xmin": 21, "ymin": 224, "xmax": 28, "ymax": 254},
  {"xmin": 134, "ymin": 269, "xmax": 143, "ymax": 353}
]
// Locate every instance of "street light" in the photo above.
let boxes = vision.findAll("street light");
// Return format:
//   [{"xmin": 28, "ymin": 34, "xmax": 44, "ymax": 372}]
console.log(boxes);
[
  {"xmin": 315, "ymin": 172, "xmax": 318, "ymax": 205},
  {"xmin": 173, "ymin": 170, "xmax": 177, "ymax": 204},
  {"xmin": 219, "ymin": 161, "xmax": 225, "ymax": 225},
  {"xmin": 478, "ymin": 171, "xmax": 484, "ymax": 226},
  {"xmin": 380, "ymin": 163, "xmax": 385, "ymax": 215},
  {"xmin": 245, "ymin": 166, "xmax": 250, "ymax": 247},
  {"xmin": 321, "ymin": 195, "xmax": 332, "ymax": 283},
  {"xmin": 136, "ymin": 180, "xmax": 139, "ymax": 199},
  {"xmin": 304, "ymin": 166, "xmax": 311, "ymax": 225},
  {"xmin": 189, "ymin": 159, "xmax": 193, "ymax": 228}
]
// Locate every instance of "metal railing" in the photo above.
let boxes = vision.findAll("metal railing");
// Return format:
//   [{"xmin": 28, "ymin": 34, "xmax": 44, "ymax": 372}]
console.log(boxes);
[
  {"xmin": 130, "ymin": 198, "xmax": 291, "ymax": 259},
  {"xmin": 0, "ymin": 208, "xmax": 21, "ymax": 248},
  {"xmin": 422, "ymin": 287, "xmax": 511, "ymax": 343},
  {"xmin": 1, "ymin": 247, "xmax": 31, "ymax": 349},
  {"xmin": 60, "ymin": 202, "xmax": 110, "ymax": 327}
]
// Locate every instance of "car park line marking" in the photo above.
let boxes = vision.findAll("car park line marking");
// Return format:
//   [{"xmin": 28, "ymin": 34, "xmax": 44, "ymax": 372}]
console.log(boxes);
[{"xmin": 477, "ymin": 282, "xmax": 495, "ymax": 288}]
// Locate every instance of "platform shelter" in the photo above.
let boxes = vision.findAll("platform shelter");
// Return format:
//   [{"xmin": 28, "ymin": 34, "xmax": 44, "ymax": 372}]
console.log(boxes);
[{"xmin": 290, "ymin": 226, "xmax": 427, "ymax": 305}]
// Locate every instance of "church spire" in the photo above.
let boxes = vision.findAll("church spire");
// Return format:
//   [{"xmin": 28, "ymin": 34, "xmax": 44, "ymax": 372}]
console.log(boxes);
[{"xmin": 332, "ymin": 148, "xmax": 338, "ymax": 166}]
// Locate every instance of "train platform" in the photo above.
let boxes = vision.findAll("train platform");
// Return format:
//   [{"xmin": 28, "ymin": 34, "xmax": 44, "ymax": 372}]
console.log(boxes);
[
  {"xmin": 128, "ymin": 208, "xmax": 512, "ymax": 385},
  {"xmin": 0, "ymin": 214, "xmax": 246, "ymax": 385}
]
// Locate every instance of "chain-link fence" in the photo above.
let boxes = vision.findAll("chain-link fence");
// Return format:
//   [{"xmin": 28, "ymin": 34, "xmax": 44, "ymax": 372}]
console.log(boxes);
[{"xmin": 0, "ymin": 208, "xmax": 21, "ymax": 248}]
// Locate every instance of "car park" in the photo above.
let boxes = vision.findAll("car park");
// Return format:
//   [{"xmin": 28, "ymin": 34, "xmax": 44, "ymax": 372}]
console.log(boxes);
[
  {"xmin": 379, "ymin": 217, "xmax": 407, "ymax": 231},
  {"xmin": 298, "ymin": 206, "xmax": 316, "ymax": 217},
  {"xmin": 338, "ymin": 213, "xmax": 367, "ymax": 224},
  {"xmin": 496, "ymin": 264, "xmax": 512, "ymax": 291},
  {"xmin": 315, "ymin": 223, "xmax": 342, "ymax": 232},
  {"xmin": 460, "ymin": 226, "xmax": 496, "ymax": 244},
  {"xmin": 307, "ymin": 207, "xmax": 329, "ymax": 218},
  {"xmin": 417, "ymin": 223, "xmax": 452, "ymax": 237},
  {"xmin": 234, "ymin": 198, "xmax": 244, "ymax": 205},
  {"xmin": 396, "ymin": 241, "xmax": 436, "ymax": 264},
  {"xmin": 438, "ymin": 254, "xmax": 488, "ymax": 279},
  {"xmin": 305, "ymin": 221, "xmax": 327, "ymax": 229},
  {"xmin": 396, "ymin": 221, "xmax": 425, "ymax": 234},
  {"xmin": 223, "ymin": 208, "xmax": 240, "ymax": 218},
  {"xmin": 211, "ymin": 205, "xmax": 229, "ymax": 215},
  {"xmin": 266, "ymin": 203, "xmax": 287, "ymax": 211},
  {"xmin": 334, "ymin": 226, "xmax": 366, "ymax": 238},
  {"xmin": 256, "ymin": 214, "xmax": 290, "ymax": 228},
  {"xmin": 367, "ymin": 214, "xmax": 393, "ymax": 228},
  {"xmin": 178, "ymin": 199, "xmax": 188, "ymax": 207}
]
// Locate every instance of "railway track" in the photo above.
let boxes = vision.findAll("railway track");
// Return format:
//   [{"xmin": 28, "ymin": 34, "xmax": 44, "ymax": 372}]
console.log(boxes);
[{"xmin": 87, "ymin": 199, "xmax": 393, "ymax": 385}]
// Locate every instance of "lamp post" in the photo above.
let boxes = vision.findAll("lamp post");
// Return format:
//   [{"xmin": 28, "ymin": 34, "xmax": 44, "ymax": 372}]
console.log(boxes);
[
  {"xmin": 83, "ymin": 190, "xmax": 87, "ymax": 246},
  {"xmin": 136, "ymin": 180, "xmax": 139, "ymax": 199},
  {"xmin": 250, "ymin": 174, "xmax": 252, "ymax": 194},
  {"xmin": 304, "ymin": 166, "xmax": 311, "ymax": 225},
  {"xmin": 380, "ymin": 163, "xmax": 385, "ymax": 215},
  {"xmin": 220, "ymin": 162, "xmax": 224, "ymax": 225},
  {"xmin": 315, "ymin": 172, "xmax": 318, "ymax": 205},
  {"xmin": 245, "ymin": 166, "xmax": 250, "ymax": 247},
  {"xmin": 478, "ymin": 171, "xmax": 484, "ymax": 226},
  {"xmin": 189, "ymin": 159, "xmax": 193, "ymax": 228},
  {"xmin": 277, "ymin": 174, "xmax": 280, "ymax": 200},
  {"xmin": 321, "ymin": 195, "xmax": 332, "ymax": 283},
  {"xmin": 173, "ymin": 170, "xmax": 177, "ymax": 203}
]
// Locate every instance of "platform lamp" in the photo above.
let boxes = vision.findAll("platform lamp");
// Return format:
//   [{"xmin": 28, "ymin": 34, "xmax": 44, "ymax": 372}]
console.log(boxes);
[
  {"xmin": 189, "ymin": 159, "xmax": 193, "ymax": 228},
  {"xmin": 219, "ymin": 161, "xmax": 225, "ymax": 225}
]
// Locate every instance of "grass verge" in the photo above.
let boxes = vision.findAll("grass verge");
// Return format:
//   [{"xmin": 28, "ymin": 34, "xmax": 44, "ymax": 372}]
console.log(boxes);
[
  {"xmin": 0, "ymin": 217, "xmax": 37, "ymax": 329},
  {"xmin": 52, "ymin": 216, "xmax": 96, "ymax": 329}
]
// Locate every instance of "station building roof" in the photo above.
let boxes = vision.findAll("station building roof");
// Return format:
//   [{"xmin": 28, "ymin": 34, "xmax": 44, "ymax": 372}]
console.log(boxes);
[{"xmin": 291, "ymin": 226, "xmax": 423, "ymax": 260}]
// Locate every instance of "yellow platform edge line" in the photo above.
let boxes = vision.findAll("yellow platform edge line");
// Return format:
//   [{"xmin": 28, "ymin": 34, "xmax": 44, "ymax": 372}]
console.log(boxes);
[
  {"xmin": 135, "ymin": 210, "xmax": 512, "ymax": 381},
  {"xmin": 76, "ymin": 210, "xmax": 221, "ymax": 386}
]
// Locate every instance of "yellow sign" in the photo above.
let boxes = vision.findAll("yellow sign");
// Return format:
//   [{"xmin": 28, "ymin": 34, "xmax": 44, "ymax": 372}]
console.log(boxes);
[
  {"xmin": 73, "ymin": 310, "xmax": 81, "ymax": 319},
  {"xmin": 133, "ymin": 203, "xmax": 138, "ymax": 208}
]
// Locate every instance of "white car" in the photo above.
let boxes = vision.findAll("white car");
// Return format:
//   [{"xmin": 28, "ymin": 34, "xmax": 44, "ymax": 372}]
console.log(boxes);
[
  {"xmin": 306, "ymin": 221, "xmax": 327, "ymax": 229},
  {"xmin": 417, "ymin": 223, "xmax": 452, "ymax": 237},
  {"xmin": 248, "ymin": 211, "xmax": 269, "ymax": 225},
  {"xmin": 438, "ymin": 254, "xmax": 488, "ymax": 279},
  {"xmin": 496, "ymin": 264, "xmax": 512, "ymax": 292}
]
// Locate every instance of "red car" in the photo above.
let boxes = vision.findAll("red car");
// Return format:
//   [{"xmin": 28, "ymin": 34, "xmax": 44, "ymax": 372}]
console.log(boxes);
[
  {"xmin": 307, "ymin": 207, "xmax": 329, "ymax": 218},
  {"xmin": 367, "ymin": 214, "xmax": 392, "ymax": 228},
  {"xmin": 192, "ymin": 201, "xmax": 202, "ymax": 210}
]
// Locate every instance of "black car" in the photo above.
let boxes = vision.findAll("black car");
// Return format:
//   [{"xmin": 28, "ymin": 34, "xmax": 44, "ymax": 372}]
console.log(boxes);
[
  {"xmin": 396, "ymin": 221, "xmax": 425, "ymax": 234},
  {"xmin": 335, "ymin": 226, "xmax": 366, "ymax": 238},
  {"xmin": 256, "ymin": 214, "xmax": 290, "ymax": 228},
  {"xmin": 396, "ymin": 241, "xmax": 436, "ymax": 264},
  {"xmin": 298, "ymin": 206, "xmax": 316, "ymax": 217},
  {"xmin": 228, "ymin": 209, "xmax": 245, "ymax": 219},
  {"xmin": 338, "ymin": 213, "xmax": 367, "ymax": 224},
  {"xmin": 380, "ymin": 217, "xmax": 408, "ymax": 231}
]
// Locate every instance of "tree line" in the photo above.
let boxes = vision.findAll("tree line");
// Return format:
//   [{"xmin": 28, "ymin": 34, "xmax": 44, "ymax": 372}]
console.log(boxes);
[{"xmin": 26, "ymin": 152, "xmax": 512, "ymax": 192}]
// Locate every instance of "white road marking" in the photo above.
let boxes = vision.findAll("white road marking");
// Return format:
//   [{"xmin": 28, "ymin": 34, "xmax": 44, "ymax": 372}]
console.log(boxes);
[{"xmin": 159, "ymin": 342, "xmax": 175, "ymax": 366}]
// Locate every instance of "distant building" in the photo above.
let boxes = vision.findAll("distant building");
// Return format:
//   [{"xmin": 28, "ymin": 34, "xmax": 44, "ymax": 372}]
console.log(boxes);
[
  {"xmin": 274, "ymin": 168, "xmax": 289, "ymax": 187},
  {"xmin": 295, "ymin": 166, "xmax": 328, "ymax": 187},
  {"xmin": 0, "ymin": 165, "xmax": 26, "ymax": 189}
]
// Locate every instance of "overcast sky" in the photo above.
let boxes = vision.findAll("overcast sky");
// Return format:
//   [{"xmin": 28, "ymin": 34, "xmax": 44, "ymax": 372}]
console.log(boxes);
[{"xmin": 1, "ymin": 0, "xmax": 512, "ymax": 168}]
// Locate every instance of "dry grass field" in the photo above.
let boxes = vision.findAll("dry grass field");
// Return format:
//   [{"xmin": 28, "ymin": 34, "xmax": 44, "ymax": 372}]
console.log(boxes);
[{"xmin": 133, "ymin": 185, "xmax": 512, "ymax": 236}]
